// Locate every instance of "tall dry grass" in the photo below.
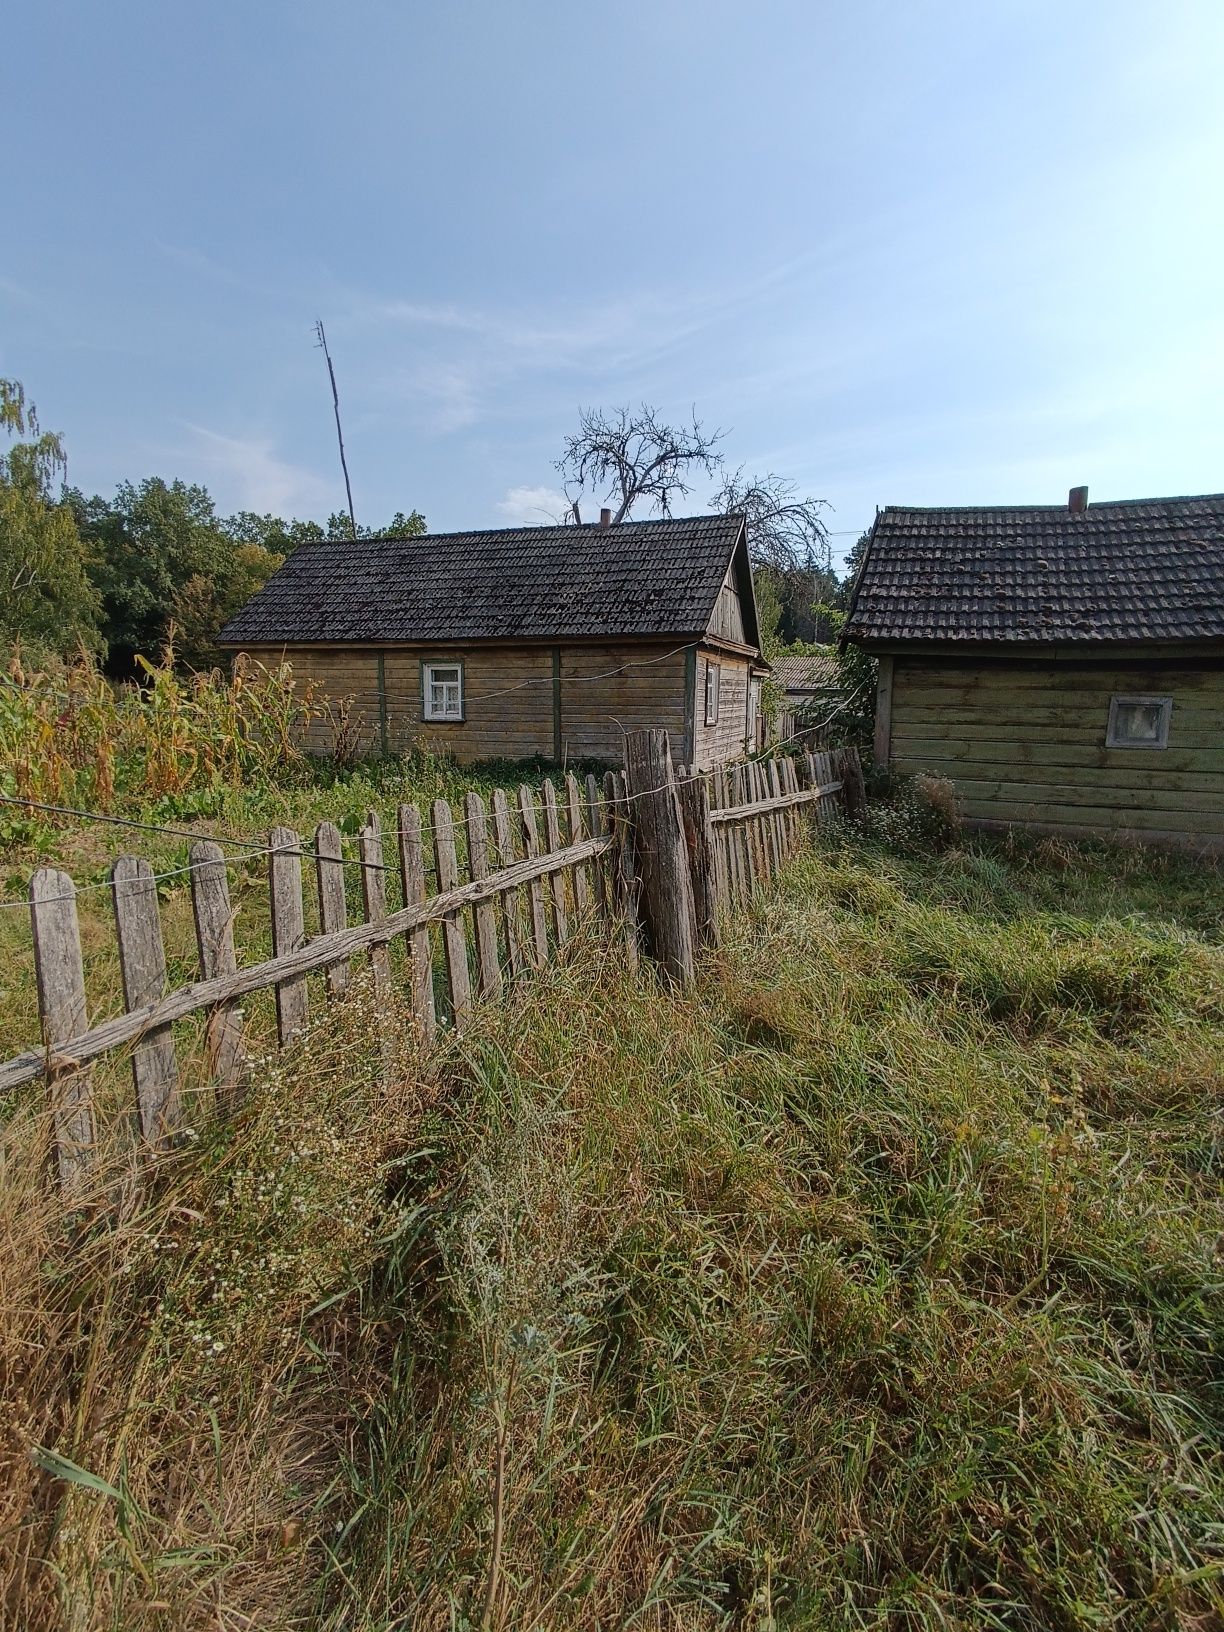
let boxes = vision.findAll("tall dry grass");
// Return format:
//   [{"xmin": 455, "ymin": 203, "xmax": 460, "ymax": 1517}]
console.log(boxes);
[{"xmin": 2, "ymin": 832, "xmax": 1222, "ymax": 1629}]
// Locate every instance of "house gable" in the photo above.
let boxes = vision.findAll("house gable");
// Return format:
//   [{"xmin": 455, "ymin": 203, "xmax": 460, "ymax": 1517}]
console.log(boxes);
[{"xmin": 700, "ymin": 524, "xmax": 761, "ymax": 652}]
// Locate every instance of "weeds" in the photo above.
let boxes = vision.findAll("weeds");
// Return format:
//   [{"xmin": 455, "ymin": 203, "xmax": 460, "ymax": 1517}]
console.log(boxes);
[
  {"xmin": 2, "ymin": 832, "xmax": 1222, "ymax": 1629},
  {"xmin": 0, "ymin": 641, "xmax": 323, "ymax": 841}
]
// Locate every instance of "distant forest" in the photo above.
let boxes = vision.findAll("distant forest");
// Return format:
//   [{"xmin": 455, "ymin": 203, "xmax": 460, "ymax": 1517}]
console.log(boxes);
[{"xmin": 2, "ymin": 376, "xmax": 860, "ymax": 674}]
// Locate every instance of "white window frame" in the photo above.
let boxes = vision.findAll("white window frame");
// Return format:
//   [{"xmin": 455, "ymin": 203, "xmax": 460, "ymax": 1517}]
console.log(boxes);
[
  {"xmin": 705, "ymin": 660, "xmax": 721, "ymax": 727},
  {"xmin": 1106, "ymin": 694, "xmax": 1172, "ymax": 750},
  {"xmin": 746, "ymin": 677, "xmax": 760, "ymax": 747},
  {"xmin": 422, "ymin": 659, "xmax": 464, "ymax": 723}
]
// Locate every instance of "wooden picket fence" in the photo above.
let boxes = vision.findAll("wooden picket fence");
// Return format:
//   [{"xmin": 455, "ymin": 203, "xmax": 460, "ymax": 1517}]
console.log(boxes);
[{"xmin": 3, "ymin": 732, "xmax": 864, "ymax": 1195}]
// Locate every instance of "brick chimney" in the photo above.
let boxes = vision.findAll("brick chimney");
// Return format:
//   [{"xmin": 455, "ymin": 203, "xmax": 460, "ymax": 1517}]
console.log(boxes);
[
  {"xmin": 1068, "ymin": 485, "xmax": 1088, "ymax": 514},
  {"xmin": 599, "ymin": 507, "xmax": 612, "ymax": 528}
]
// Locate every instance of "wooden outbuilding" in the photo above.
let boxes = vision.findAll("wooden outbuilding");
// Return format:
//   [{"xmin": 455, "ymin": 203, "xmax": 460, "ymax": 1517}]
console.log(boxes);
[
  {"xmin": 219, "ymin": 512, "xmax": 766, "ymax": 769},
  {"xmin": 843, "ymin": 490, "xmax": 1224, "ymax": 852},
  {"xmin": 773, "ymin": 651, "xmax": 842, "ymax": 742}
]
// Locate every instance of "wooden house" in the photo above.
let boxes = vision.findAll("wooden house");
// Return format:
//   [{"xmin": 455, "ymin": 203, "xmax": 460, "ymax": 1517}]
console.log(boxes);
[
  {"xmin": 773, "ymin": 651, "xmax": 842, "ymax": 742},
  {"xmin": 219, "ymin": 512, "xmax": 767, "ymax": 769},
  {"xmin": 843, "ymin": 490, "xmax": 1224, "ymax": 852}
]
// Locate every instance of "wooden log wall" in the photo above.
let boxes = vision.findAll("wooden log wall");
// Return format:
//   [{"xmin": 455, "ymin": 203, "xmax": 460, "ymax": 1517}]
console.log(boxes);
[{"xmin": 887, "ymin": 656, "xmax": 1224, "ymax": 846}]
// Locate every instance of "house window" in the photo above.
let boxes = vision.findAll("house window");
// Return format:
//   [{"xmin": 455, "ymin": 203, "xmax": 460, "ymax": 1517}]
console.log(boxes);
[
  {"xmin": 423, "ymin": 660, "xmax": 464, "ymax": 722},
  {"xmin": 1107, "ymin": 694, "xmax": 1171, "ymax": 749},
  {"xmin": 705, "ymin": 661, "xmax": 721, "ymax": 726}
]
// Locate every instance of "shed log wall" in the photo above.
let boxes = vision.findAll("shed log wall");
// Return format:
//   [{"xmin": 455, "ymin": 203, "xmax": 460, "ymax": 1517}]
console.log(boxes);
[{"xmin": 890, "ymin": 656, "xmax": 1224, "ymax": 850}]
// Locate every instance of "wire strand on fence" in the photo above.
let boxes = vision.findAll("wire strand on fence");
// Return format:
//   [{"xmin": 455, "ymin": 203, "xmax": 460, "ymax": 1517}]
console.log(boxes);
[{"xmin": 0, "ymin": 688, "xmax": 866, "ymax": 909}]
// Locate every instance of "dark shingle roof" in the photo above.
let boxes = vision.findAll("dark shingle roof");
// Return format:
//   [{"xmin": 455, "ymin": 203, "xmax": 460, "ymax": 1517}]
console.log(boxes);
[
  {"xmin": 844, "ymin": 494, "xmax": 1224, "ymax": 645},
  {"xmin": 220, "ymin": 514, "xmax": 751, "ymax": 646},
  {"xmin": 774, "ymin": 652, "xmax": 840, "ymax": 692}
]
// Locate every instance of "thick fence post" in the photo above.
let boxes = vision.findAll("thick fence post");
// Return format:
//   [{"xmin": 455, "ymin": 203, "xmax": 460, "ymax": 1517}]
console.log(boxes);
[
  {"xmin": 624, "ymin": 730, "xmax": 697, "ymax": 985},
  {"xmin": 839, "ymin": 747, "xmax": 868, "ymax": 820},
  {"xmin": 677, "ymin": 771, "xmax": 719, "ymax": 948}
]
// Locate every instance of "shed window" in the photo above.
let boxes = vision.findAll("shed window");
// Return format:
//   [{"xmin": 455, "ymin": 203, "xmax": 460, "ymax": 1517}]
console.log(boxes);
[
  {"xmin": 705, "ymin": 661, "xmax": 721, "ymax": 726},
  {"xmin": 423, "ymin": 661, "xmax": 464, "ymax": 722},
  {"xmin": 1107, "ymin": 695, "xmax": 1171, "ymax": 749}
]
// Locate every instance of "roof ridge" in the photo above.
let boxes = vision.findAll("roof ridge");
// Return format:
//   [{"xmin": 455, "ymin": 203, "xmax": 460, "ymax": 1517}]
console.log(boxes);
[
  {"xmin": 881, "ymin": 493, "xmax": 1224, "ymax": 516},
  {"xmin": 325, "ymin": 511, "xmax": 745, "ymax": 547}
]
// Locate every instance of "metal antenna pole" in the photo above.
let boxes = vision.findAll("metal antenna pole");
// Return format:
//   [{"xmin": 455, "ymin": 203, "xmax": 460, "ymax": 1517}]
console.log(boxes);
[{"xmin": 315, "ymin": 320, "xmax": 357, "ymax": 539}]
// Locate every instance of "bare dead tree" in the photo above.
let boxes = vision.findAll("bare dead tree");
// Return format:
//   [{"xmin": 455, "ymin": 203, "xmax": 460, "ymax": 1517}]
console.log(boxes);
[
  {"xmin": 315, "ymin": 320, "xmax": 357, "ymax": 541},
  {"xmin": 555, "ymin": 403, "xmax": 725, "ymax": 525},
  {"xmin": 712, "ymin": 468, "xmax": 831, "ymax": 571}
]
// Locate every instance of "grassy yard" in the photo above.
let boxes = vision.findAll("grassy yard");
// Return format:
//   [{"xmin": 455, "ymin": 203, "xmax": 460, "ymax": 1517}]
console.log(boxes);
[{"xmin": 3, "ymin": 824, "xmax": 1222, "ymax": 1629}]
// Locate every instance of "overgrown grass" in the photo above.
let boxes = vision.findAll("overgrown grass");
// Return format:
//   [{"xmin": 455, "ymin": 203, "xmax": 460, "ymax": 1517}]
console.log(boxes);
[{"xmin": 4, "ymin": 831, "xmax": 1222, "ymax": 1629}]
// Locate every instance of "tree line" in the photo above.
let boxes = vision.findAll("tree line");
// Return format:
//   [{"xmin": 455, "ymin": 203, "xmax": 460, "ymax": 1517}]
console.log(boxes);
[
  {"xmin": 1, "ymin": 378, "xmax": 423, "ymax": 673},
  {"xmin": 3, "ymin": 381, "xmax": 859, "ymax": 673}
]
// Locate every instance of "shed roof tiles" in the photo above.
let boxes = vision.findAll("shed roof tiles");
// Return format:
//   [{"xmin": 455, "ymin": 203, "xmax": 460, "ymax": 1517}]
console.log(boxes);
[
  {"xmin": 844, "ymin": 494, "xmax": 1224, "ymax": 645},
  {"xmin": 774, "ymin": 652, "xmax": 840, "ymax": 691}
]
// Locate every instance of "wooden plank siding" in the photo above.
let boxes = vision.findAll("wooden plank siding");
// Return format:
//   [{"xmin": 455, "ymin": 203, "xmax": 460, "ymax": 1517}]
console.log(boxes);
[
  {"xmin": 691, "ymin": 652, "xmax": 754, "ymax": 771},
  {"xmin": 557, "ymin": 644, "xmax": 688, "ymax": 763},
  {"xmin": 708, "ymin": 560, "xmax": 747, "ymax": 644},
  {"xmin": 247, "ymin": 640, "xmax": 693, "ymax": 767},
  {"xmin": 889, "ymin": 656, "xmax": 1224, "ymax": 850}
]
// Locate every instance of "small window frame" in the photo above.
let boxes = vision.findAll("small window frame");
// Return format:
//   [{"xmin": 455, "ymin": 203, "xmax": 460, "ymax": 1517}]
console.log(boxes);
[
  {"xmin": 421, "ymin": 658, "xmax": 465, "ymax": 724},
  {"xmin": 1106, "ymin": 694, "xmax": 1172, "ymax": 750},
  {"xmin": 705, "ymin": 660, "xmax": 721, "ymax": 727}
]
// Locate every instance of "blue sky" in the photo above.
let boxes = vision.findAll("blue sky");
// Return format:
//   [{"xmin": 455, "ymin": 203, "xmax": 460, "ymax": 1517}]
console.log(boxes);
[{"xmin": 4, "ymin": 0, "xmax": 1223, "ymax": 567}]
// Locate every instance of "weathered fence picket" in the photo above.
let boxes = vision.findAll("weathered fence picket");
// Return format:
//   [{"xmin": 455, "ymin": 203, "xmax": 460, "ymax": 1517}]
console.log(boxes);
[
  {"xmin": 465, "ymin": 791, "xmax": 503, "ymax": 1002},
  {"xmin": 432, "ymin": 799, "xmax": 473, "ymax": 1024},
  {"xmin": 190, "ymin": 840, "xmax": 245, "ymax": 1104},
  {"xmin": 269, "ymin": 827, "xmax": 309, "ymax": 1045},
  {"xmin": 585, "ymin": 773, "xmax": 607, "ymax": 922},
  {"xmin": 397, "ymin": 803, "xmax": 437, "ymax": 1040},
  {"xmin": 490, "ymin": 788, "xmax": 526, "ymax": 980},
  {"xmin": 11, "ymin": 743, "xmax": 865, "ymax": 1195},
  {"xmin": 566, "ymin": 773, "xmax": 594, "ymax": 919},
  {"xmin": 359, "ymin": 811, "xmax": 391, "ymax": 1000},
  {"xmin": 30, "ymin": 869, "xmax": 96, "ymax": 1191},
  {"xmin": 112, "ymin": 856, "xmax": 181, "ymax": 1148},
  {"xmin": 314, "ymin": 820, "xmax": 350, "ymax": 1000},
  {"xmin": 540, "ymin": 780, "xmax": 570, "ymax": 946},
  {"xmin": 517, "ymin": 785, "xmax": 550, "ymax": 968}
]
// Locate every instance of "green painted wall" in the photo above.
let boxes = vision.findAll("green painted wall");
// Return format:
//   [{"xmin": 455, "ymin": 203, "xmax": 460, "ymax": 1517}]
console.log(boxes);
[{"xmin": 889, "ymin": 656, "xmax": 1224, "ymax": 848}]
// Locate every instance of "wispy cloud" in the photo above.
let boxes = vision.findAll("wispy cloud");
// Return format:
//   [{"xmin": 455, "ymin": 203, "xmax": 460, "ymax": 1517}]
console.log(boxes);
[
  {"xmin": 151, "ymin": 238, "xmax": 266, "ymax": 295},
  {"xmin": 496, "ymin": 484, "xmax": 570, "ymax": 524},
  {"xmin": 404, "ymin": 361, "xmax": 483, "ymax": 433},
  {"xmin": 178, "ymin": 423, "xmax": 332, "ymax": 514}
]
